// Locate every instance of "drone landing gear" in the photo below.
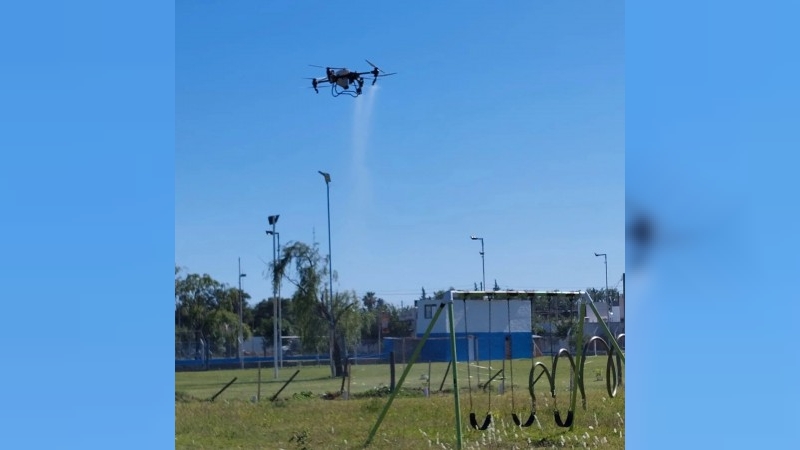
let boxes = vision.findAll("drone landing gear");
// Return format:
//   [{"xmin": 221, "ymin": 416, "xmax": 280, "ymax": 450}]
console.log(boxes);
[
  {"xmin": 331, "ymin": 84, "xmax": 361, "ymax": 98},
  {"xmin": 371, "ymin": 67, "xmax": 380, "ymax": 85},
  {"xmin": 356, "ymin": 77, "xmax": 364, "ymax": 96}
]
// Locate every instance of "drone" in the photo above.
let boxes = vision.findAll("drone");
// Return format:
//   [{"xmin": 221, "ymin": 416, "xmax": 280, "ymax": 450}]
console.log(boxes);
[{"xmin": 307, "ymin": 60, "xmax": 396, "ymax": 97}]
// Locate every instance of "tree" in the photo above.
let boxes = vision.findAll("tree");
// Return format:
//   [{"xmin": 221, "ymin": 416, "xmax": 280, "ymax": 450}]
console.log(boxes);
[
  {"xmin": 174, "ymin": 271, "xmax": 252, "ymax": 360},
  {"xmin": 362, "ymin": 291, "xmax": 378, "ymax": 312},
  {"xmin": 432, "ymin": 287, "xmax": 454, "ymax": 301},
  {"xmin": 175, "ymin": 272, "xmax": 222, "ymax": 340},
  {"xmin": 335, "ymin": 290, "xmax": 363, "ymax": 359},
  {"xmin": 272, "ymin": 241, "xmax": 360, "ymax": 377},
  {"xmin": 360, "ymin": 292, "xmax": 388, "ymax": 341},
  {"xmin": 586, "ymin": 287, "xmax": 620, "ymax": 305},
  {"xmin": 360, "ymin": 305, "xmax": 378, "ymax": 341},
  {"xmin": 205, "ymin": 309, "xmax": 252, "ymax": 357},
  {"xmin": 251, "ymin": 296, "xmax": 294, "ymax": 350},
  {"xmin": 387, "ymin": 304, "xmax": 415, "ymax": 336}
]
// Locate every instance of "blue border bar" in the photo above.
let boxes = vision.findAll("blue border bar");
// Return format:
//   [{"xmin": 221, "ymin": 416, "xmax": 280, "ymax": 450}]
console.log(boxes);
[
  {"xmin": 2, "ymin": 2, "xmax": 174, "ymax": 448},
  {"xmin": 627, "ymin": 1, "xmax": 800, "ymax": 448}
]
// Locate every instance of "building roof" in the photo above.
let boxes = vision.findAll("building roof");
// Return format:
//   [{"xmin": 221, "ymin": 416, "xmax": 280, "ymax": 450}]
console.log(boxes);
[{"xmin": 447, "ymin": 290, "xmax": 585, "ymax": 300}]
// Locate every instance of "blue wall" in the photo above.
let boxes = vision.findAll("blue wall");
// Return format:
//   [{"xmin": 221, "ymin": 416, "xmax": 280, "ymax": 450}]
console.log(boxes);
[
  {"xmin": 174, "ymin": 354, "xmax": 327, "ymax": 370},
  {"xmin": 384, "ymin": 332, "xmax": 533, "ymax": 362}
]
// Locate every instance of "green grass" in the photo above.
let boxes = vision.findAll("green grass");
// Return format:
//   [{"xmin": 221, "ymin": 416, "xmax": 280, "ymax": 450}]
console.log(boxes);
[{"xmin": 176, "ymin": 356, "xmax": 624, "ymax": 449}]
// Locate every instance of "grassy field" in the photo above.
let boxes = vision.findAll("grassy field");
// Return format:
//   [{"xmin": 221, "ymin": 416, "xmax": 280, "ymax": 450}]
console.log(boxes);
[{"xmin": 176, "ymin": 356, "xmax": 624, "ymax": 449}]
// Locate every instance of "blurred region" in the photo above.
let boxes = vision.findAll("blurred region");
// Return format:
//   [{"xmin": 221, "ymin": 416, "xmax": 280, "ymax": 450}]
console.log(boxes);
[
  {"xmin": 626, "ymin": 1, "xmax": 799, "ymax": 448},
  {"xmin": 627, "ymin": 199, "xmax": 747, "ymax": 278},
  {"xmin": 625, "ymin": 180, "xmax": 758, "ymax": 447}
]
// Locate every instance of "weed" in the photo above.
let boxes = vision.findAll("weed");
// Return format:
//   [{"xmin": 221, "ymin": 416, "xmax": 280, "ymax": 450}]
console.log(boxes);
[
  {"xmin": 175, "ymin": 391, "xmax": 200, "ymax": 403},
  {"xmin": 361, "ymin": 397, "xmax": 383, "ymax": 414},
  {"xmin": 289, "ymin": 429, "xmax": 311, "ymax": 450},
  {"xmin": 292, "ymin": 391, "xmax": 315, "ymax": 400}
]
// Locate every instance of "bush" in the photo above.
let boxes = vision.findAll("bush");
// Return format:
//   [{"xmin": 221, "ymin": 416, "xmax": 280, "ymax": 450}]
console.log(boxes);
[
  {"xmin": 291, "ymin": 391, "xmax": 315, "ymax": 400},
  {"xmin": 175, "ymin": 391, "xmax": 200, "ymax": 403}
]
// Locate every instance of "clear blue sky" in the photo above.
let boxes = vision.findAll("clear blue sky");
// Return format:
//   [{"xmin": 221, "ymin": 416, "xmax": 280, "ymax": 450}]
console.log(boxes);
[{"xmin": 176, "ymin": 0, "xmax": 625, "ymax": 306}]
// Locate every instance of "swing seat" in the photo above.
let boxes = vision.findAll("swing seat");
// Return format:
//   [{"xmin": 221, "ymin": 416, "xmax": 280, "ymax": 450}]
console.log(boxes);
[
  {"xmin": 469, "ymin": 412, "xmax": 492, "ymax": 430},
  {"xmin": 512, "ymin": 412, "xmax": 537, "ymax": 428},
  {"xmin": 554, "ymin": 410, "xmax": 574, "ymax": 428}
]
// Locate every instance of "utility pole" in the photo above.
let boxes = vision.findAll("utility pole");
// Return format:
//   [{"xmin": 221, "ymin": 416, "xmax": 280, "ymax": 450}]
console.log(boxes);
[
  {"xmin": 238, "ymin": 258, "xmax": 246, "ymax": 370},
  {"xmin": 319, "ymin": 171, "xmax": 336, "ymax": 377},
  {"xmin": 268, "ymin": 214, "xmax": 280, "ymax": 378},
  {"xmin": 470, "ymin": 236, "xmax": 485, "ymax": 291}
]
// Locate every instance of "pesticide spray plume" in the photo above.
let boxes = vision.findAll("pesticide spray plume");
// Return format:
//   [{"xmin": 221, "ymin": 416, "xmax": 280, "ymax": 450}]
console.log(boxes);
[
  {"xmin": 351, "ymin": 85, "xmax": 378, "ymax": 208},
  {"xmin": 341, "ymin": 86, "xmax": 379, "ymax": 279}
]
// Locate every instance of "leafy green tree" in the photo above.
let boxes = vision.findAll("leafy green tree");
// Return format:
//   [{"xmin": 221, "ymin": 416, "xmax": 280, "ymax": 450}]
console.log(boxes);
[
  {"xmin": 175, "ymin": 269, "xmax": 253, "ymax": 359},
  {"xmin": 336, "ymin": 290, "xmax": 363, "ymax": 356},
  {"xmin": 360, "ymin": 307, "xmax": 377, "ymax": 341},
  {"xmin": 205, "ymin": 309, "xmax": 252, "ymax": 357},
  {"xmin": 272, "ymin": 241, "xmax": 361, "ymax": 377},
  {"xmin": 586, "ymin": 287, "xmax": 620, "ymax": 305},
  {"xmin": 361, "ymin": 291, "xmax": 378, "ymax": 312},
  {"xmin": 175, "ymin": 272, "xmax": 222, "ymax": 356},
  {"xmin": 388, "ymin": 304, "xmax": 415, "ymax": 336},
  {"xmin": 251, "ymin": 298, "xmax": 292, "ymax": 349},
  {"xmin": 360, "ymin": 292, "xmax": 391, "ymax": 341}
]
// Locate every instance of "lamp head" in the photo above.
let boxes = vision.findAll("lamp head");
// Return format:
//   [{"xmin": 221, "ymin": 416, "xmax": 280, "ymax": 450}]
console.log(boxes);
[
  {"xmin": 268, "ymin": 215, "xmax": 280, "ymax": 225},
  {"xmin": 318, "ymin": 171, "xmax": 331, "ymax": 183}
]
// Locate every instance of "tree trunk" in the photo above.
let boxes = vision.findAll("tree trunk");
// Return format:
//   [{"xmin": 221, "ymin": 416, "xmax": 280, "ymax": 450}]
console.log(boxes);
[
  {"xmin": 329, "ymin": 321, "xmax": 336, "ymax": 377},
  {"xmin": 332, "ymin": 335, "xmax": 344, "ymax": 377},
  {"xmin": 194, "ymin": 330, "xmax": 203, "ymax": 360}
]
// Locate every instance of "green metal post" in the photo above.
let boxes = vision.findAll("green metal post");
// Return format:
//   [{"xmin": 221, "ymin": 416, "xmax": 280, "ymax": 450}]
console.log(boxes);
[
  {"xmin": 447, "ymin": 300, "xmax": 464, "ymax": 449},
  {"xmin": 584, "ymin": 293, "xmax": 625, "ymax": 364},
  {"xmin": 270, "ymin": 369, "xmax": 301, "ymax": 402},
  {"xmin": 569, "ymin": 303, "xmax": 586, "ymax": 431},
  {"xmin": 364, "ymin": 302, "xmax": 446, "ymax": 448}
]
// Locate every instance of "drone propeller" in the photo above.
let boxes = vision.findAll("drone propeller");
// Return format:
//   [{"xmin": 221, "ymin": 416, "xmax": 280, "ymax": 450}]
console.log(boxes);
[
  {"xmin": 369, "ymin": 72, "xmax": 397, "ymax": 85},
  {"xmin": 309, "ymin": 64, "xmax": 346, "ymax": 70},
  {"xmin": 365, "ymin": 59, "xmax": 395, "ymax": 85},
  {"xmin": 365, "ymin": 59, "xmax": 385, "ymax": 74}
]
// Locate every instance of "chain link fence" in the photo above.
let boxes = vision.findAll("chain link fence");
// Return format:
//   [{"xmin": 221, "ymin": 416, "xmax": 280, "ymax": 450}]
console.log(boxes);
[{"xmin": 176, "ymin": 323, "xmax": 624, "ymax": 371}]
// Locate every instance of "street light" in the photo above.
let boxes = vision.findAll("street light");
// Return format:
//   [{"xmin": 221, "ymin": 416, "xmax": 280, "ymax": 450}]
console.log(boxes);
[
  {"xmin": 470, "ymin": 236, "xmax": 485, "ymax": 291},
  {"xmin": 238, "ymin": 257, "xmax": 246, "ymax": 370},
  {"xmin": 319, "ymin": 170, "xmax": 335, "ymax": 375},
  {"xmin": 266, "ymin": 229, "xmax": 281, "ymax": 368},
  {"xmin": 268, "ymin": 214, "xmax": 280, "ymax": 378},
  {"xmin": 594, "ymin": 252, "xmax": 609, "ymax": 315},
  {"xmin": 318, "ymin": 171, "xmax": 333, "ymax": 308}
]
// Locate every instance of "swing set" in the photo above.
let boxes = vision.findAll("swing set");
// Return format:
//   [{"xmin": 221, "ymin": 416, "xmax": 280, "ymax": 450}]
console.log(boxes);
[
  {"xmin": 462, "ymin": 296, "xmax": 492, "ymax": 430},
  {"xmin": 363, "ymin": 290, "xmax": 624, "ymax": 449}
]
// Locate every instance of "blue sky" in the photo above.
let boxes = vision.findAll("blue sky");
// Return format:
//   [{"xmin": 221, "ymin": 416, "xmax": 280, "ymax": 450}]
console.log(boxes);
[{"xmin": 176, "ymin": 0, "xmax": 625, "ymax": 305}]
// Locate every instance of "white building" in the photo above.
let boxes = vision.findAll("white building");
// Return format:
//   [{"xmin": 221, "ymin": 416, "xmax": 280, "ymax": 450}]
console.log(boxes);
[
  {"xmin": 584, "ymin": 301, "xmax": 622, "ymax": 323},
  {"xmin": 412, "ymin": 290, "xmax": 584, "ymax": 362}
]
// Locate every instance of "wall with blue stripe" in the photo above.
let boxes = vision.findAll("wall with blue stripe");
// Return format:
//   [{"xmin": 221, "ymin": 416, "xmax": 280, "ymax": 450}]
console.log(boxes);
[{"xmin": 384, "ymin": 332, "xmax": 533, "ymax": 362}]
